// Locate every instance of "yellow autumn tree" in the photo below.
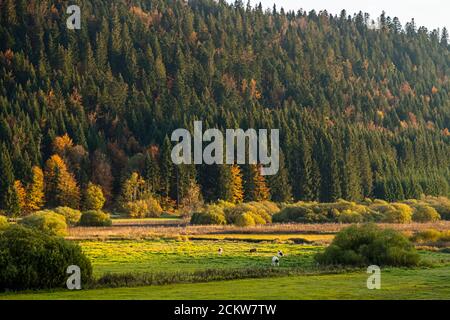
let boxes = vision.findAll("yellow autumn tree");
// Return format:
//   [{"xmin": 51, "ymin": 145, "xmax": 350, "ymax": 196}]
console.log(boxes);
[
  {"xmin": 84, "ymin": 182, "xmax": 106, "ymax": 210},
  {"xmin": 45, "ymin": 155, "xmax": 80, "ymax": 209},
  {"xmin": 53, "ymin": 133, "xmax": 73, "ymax": 156},
  {"xmin": 13, "ymin": 180, "xmax": 26, "ymax": 213},
  {"xmin": 24, "ymin": 166, "xmax": 45, "ymax": 213},
  {"xmin": 120, "ymin": 172, "xmax": 148, "ymax": 204},
  {"xmin": 245, "ymin": 165, "xmax": 270, "ymax": 201},
  {"xmin": 230, "ymin": 165, "xmax": 244, "ymax": 203}
]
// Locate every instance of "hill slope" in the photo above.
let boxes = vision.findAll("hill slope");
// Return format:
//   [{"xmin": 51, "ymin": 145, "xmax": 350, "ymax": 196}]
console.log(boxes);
[{"xmin": 0, "ymin": 0, "xmax": 449, "ymax": 210}]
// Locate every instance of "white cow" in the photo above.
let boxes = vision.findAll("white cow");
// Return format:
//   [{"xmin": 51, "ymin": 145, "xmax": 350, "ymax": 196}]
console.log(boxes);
[{"xmin": 272, "ymin": 250, "xmax": 284, "ymax": 266}]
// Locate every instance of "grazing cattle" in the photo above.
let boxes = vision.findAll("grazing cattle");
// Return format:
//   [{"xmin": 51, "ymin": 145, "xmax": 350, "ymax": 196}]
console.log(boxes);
[
  {"xmin": 272, "ymin": 250, "xmax": 284, "ymax": 266},
  {"xmin": 250, "ymin": 248, "xmax": 257, "ymax": 253},
  {"xmin": 218, "ymin": 248, "xmax": 223, "ymax": 255},
  {"xmin": 272, "ymin": 256, "xmax": 280, "ymax": 266}
]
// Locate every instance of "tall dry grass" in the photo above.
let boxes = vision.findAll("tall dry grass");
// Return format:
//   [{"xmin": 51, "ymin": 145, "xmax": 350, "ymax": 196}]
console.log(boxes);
[{"xmin": 67, "ymin": 221, "xmax": 450, "ymax": 241}]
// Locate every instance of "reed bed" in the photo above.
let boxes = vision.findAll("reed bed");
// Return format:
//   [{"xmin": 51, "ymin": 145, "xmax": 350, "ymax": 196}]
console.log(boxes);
[{"xmin": 67, "ymin": 221, "xmax": 450, "ymax": 241}]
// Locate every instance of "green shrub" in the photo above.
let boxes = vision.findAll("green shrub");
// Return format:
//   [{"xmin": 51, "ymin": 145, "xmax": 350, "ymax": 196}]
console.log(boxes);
[
  {"xmin": 123, "ymin": 198, "xmax": 163, "ymax": 218},
  {"xmin": 224, "ymin": 202, "xmax": 276, "ymax": 226},
  {"xmin": 54, "ymin": 207, "xmax": 82, "ymax": 226},
  {"xmin": 0, "ymin": 216, "xmax": 8, "ymax": 230},
  {"xmin": 273, "ymin": 205, "xmax": 327, "ymax": 223},
  {"xmin": 412, "ymin": 206, "xmax": 441, "ymax": 222},
  {"xmin": 0, "ymin": 225, "xmax": 92, "ymax": 291},
  {"xmin": 315, "ymin": 224, "xmax": 420, "ymax": 267},
  {"xmin": 19, "ymin": 210, "xmax": 68, "ymax": 236},
  {"xmin": 79, "ymin": 210, "xmax": 112, "ymax": 227},
  {"xmin": 84, "ymin": 182, "xmax": 106, "ymax": 210},
  {"xmin": 381, "ymin": 203, "xmax": 413, "ymax": 223},
  {"xmin": 411, "ymin": 229, "xmax": 442, "ymax": 243},
  {"xmin": 190, "ymin": 211, "xmax": 226, "ymax": 225},
  {"xmin": 337, "ymin": 210, "xmax": 363, "ymax": 223},
  {"xmin": 412, "ymin": 229, "xmax": 450, "ymax": 243},
  {"xmin": 234, "ymin": 212, "xmax": 256, "ymax": 227},
  {"xmin": 419, "ymin": 196, "xmax": 450, "ymax": 220}
]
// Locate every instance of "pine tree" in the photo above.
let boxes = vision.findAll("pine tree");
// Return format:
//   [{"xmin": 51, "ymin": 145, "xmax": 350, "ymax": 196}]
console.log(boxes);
[
  {"xmin": 317, "ymin": 136, "xmax": 341, "ymax": 202},
  {"xmin": 293, "ymin": 135, "xmax": 315, "ymax": 201},
  {"xmin": 268, "ymin": 152, "xmax": 292, "ymax": 202},
  {"xmin": 160, "ymin": 136, "xmax": 173, "ymax": 198},
  {"xmin": 358, "ymin": 141, "xmax": 373, "ymax": 198},
  {"xmin": 441, "ymin": 27, "xmax": 449, "ymax": 46},
  {"xmin": 0, "ymin": 144, "xmax": 20, "ymax": 216},
  {"xmin": 1, "ymin": 0, "xmax": 17, "ymax": 25},
  {"xmin": 144, "ymin": 148, "xmax": 161, "ymax": 193}
]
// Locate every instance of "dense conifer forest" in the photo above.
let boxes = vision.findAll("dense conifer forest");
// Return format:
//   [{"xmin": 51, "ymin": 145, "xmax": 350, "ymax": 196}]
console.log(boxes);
[{"xmin": 0, "ymin": 0, "xmax": 449, "ymax": 215}]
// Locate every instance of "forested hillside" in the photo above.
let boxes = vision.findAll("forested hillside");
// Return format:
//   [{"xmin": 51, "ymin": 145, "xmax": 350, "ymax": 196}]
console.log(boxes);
[{"xmin": 0, "ymin": 0, "xmax": 449, "ymax": 215}]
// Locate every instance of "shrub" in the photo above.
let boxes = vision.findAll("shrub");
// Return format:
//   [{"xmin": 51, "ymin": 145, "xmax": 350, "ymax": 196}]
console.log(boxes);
[
  {"xmin": 123, "ymin": 198, "xmax": 163, "ymax": 218},
  {"xmin": 190, "ymin": 211, "xmax": 226, "ymax": 225},
  {"xmin": 234, "ymin": 212, "xmax": 256, "ymax": 227},
  {"xmin": 79, "ymin": 210, "xmax": 112, "ymax": 227},
  {"xmin": 0, "ymin": 216, "xmax": 8, "ymax": 230},
  {"xmin": 419, "ymin": 196, "xmax": 450, "ymax": 220},
  {"xmin": 381, "ymin": 203, "xmax": 413, "ymax": 223},
  {"xmin": 315, "ymin": 224, "xmax": 420, "ymax": 267},
  {"xmin": 412, "ymin": 205, "xmax": 441, "ymax": 223},
  {"xmin": 412, "ymin": 229, "xmax": 450, "ymax": 243},
  {"xmin": 84, "ymin": 182, "xmax": 106, "ymax": 210},
  {"xmin": 337, "ymin": 210, "xmax": 363, "ymax": 223},
  {"xmin": 19, "ymin": 210, "xmax": 68, "ymax": 236},
  {"xmin": 224, "ymin": 202, "xmax": 276, "ymax": 226},
  {"xmin": 273, "ymin": 205, "xmax": 327, "ymax": 223},
  {"xmin": 190, "ymin": 202, "xmax": 233, "ymax": 225},
  {"xmin": 54, "ymin": 206, "xmax": 82, "ymax": 226},
  {"xmin": 0, "ymin": 225, "xmax": 92, "ymax": 291},
  {"xmin": 411, "ymin": 229, "xmax": 442, "ymax": 243}
]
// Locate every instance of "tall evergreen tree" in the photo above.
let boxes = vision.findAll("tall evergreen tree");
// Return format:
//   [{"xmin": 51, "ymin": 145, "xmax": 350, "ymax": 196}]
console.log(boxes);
[{"xmin": 0, "ymin": 144, "xmax": 20, "ymax": 216}]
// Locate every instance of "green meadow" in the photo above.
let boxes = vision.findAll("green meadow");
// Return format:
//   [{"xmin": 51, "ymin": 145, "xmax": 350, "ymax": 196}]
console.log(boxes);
[
  {"xmin": 79, "ymin": 239, "xmax": 322, "ymax": 275},
  {"xmin": 3, "ymin": 264, "xmax": 450, "ymax": 300}
]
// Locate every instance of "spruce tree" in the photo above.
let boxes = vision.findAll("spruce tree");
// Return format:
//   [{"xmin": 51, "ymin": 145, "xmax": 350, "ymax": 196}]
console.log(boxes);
[
  {"xmin": 268, "ymin": 151, "xmax": 292, "ymax": 202},
  {"xmin": 0, "ymin": 144, "xmax": 20, "ymax": 216}
]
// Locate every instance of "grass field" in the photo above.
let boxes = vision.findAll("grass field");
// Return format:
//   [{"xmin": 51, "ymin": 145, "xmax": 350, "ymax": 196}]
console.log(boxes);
[
  {"xmin": 188, "ymin": 233, "xmax": 334, "ymax": 243},
  {"xmin": 3, "ymin": 265, "xmax": 450, "ymax": 300},
  {"xmin": 79, "ymin": 239, "xmax": 322, "ymax": 275}
]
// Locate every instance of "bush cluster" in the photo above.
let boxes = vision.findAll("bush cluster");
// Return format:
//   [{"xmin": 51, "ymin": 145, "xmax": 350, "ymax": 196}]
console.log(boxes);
[
  {"xmin": 273, "ymin": 197, "xmax": 449, "ymax": 224},
  {"xmin": 315, "ymin": 224, "xmax": 420, "ymax": 267},
  {"xmin": 0, "ymin": 215, "xmax": 9, "ymax": 230},
  {"xmin": 411, "ymin": 206, "xmax": 440, "ymax": 222},
  {"xmin": 191, "ymin": 211, "xmax": 226, "ymax": 225},
  {"xmin": 122, "ymin": 198, "xmax": 163, "ymax": 218},
  {"xmin": 0, "ymin": 225, "xmax": 92, "ymax": 291},
  {"xmin": 19, "ymin": 210, "xmax": 68, "ymax": 236},
  {"xmin": 54, "ymin": 207, "xmax": 82, "ymax": 226},
  {"xmin": 411, "ymin": 229, "xmax": 450, "ymax": 243},
  {"xmin": 273, "ymin": 200, "xmax": 380, "ymax": 224},
  {"xmin": 79, "ymin": 210, "xmax": 112, "ymax": 227},
  {"xmin": 190, "ymin": 201, "xmax": 279, "ymax": 226}
]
